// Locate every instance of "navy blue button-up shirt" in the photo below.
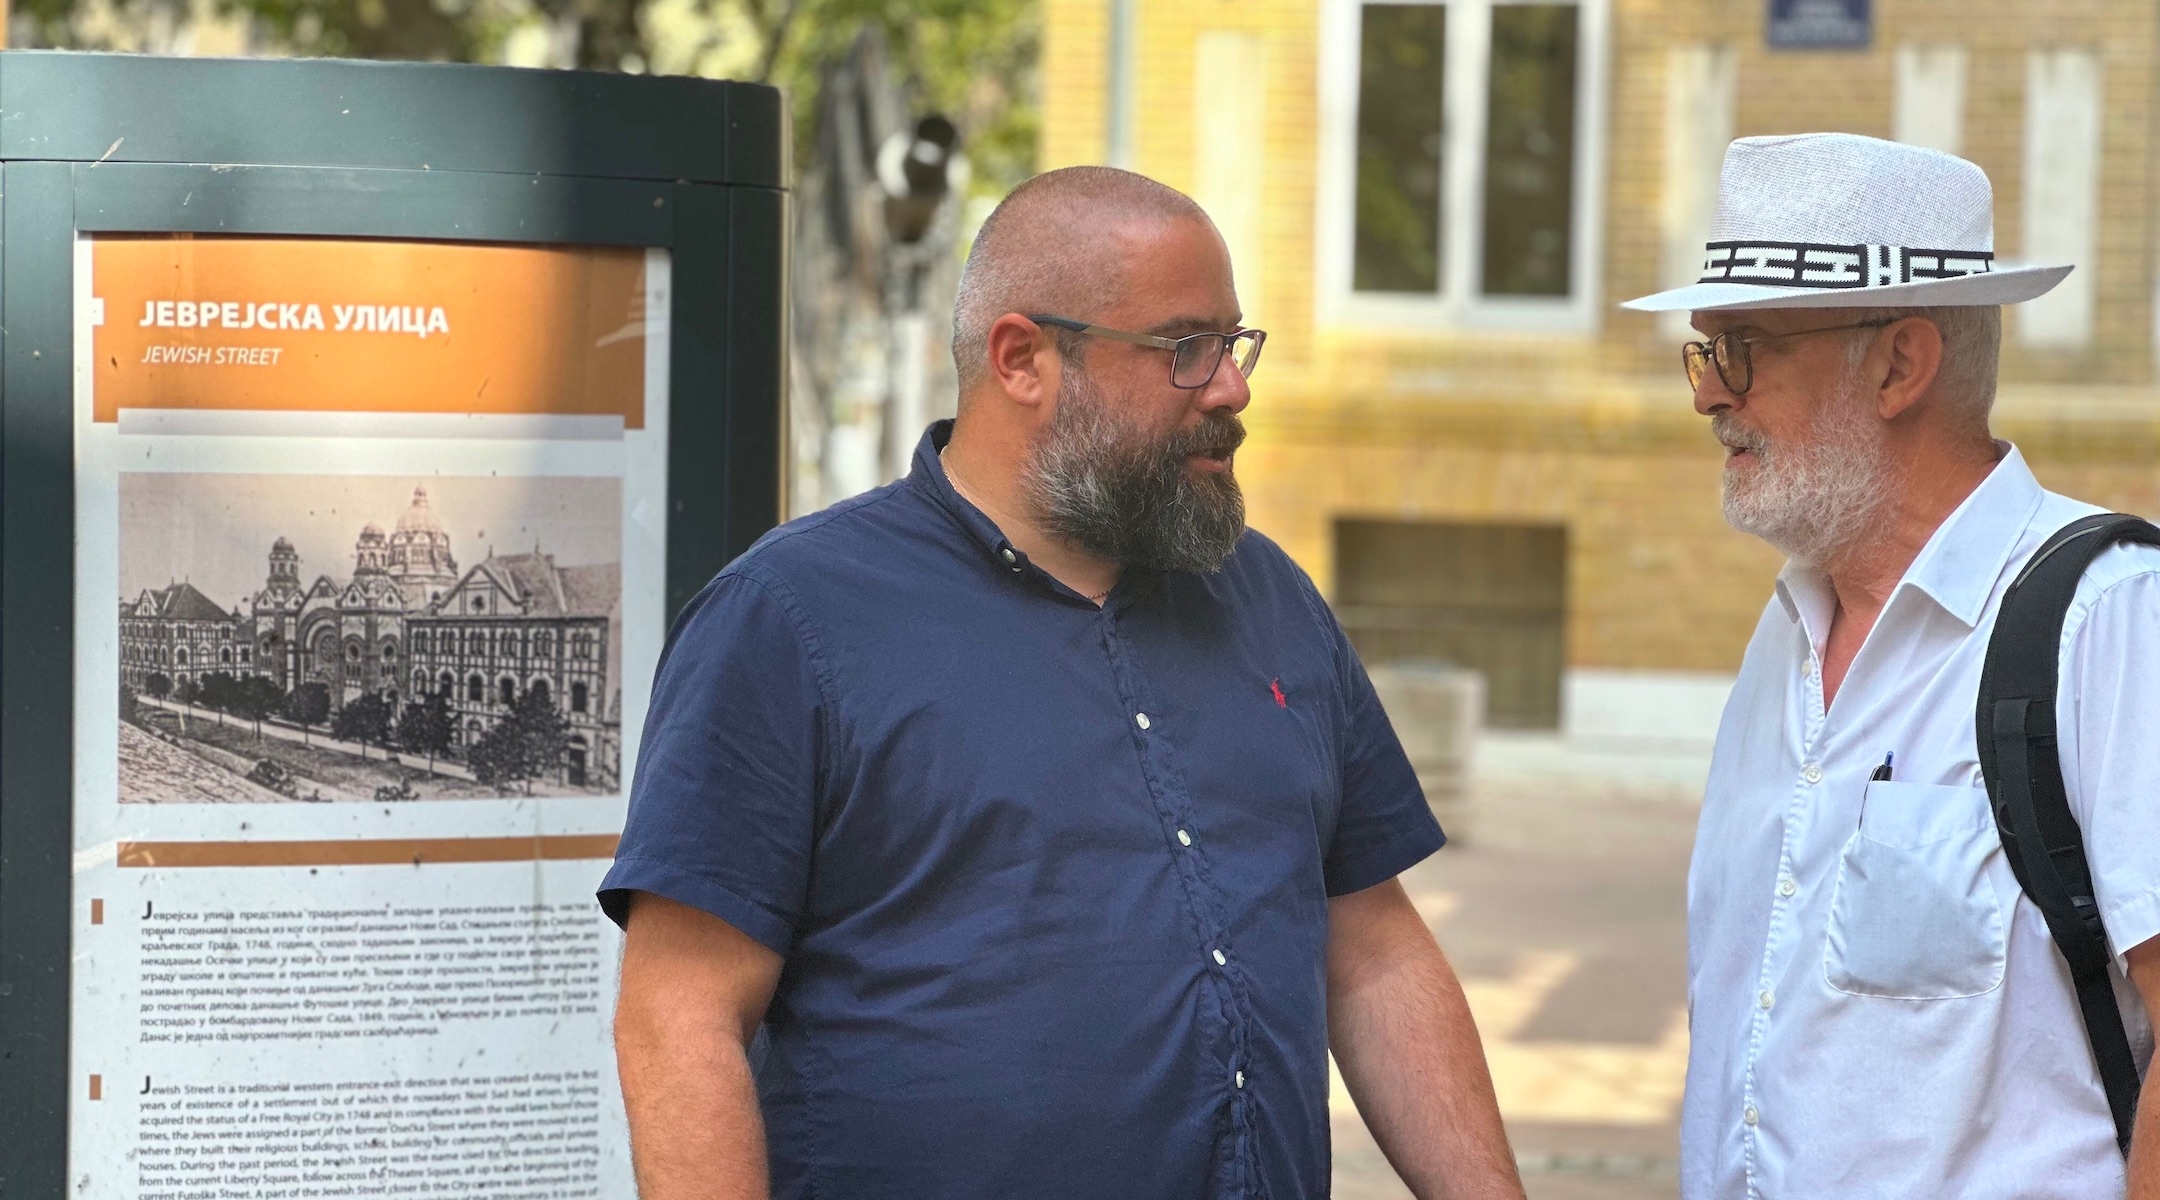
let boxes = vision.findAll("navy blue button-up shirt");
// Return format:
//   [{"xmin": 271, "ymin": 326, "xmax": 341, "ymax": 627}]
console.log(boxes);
[{"xmin": 601, "ymin": 422, "xmax": 1443, "ymax": 1199}]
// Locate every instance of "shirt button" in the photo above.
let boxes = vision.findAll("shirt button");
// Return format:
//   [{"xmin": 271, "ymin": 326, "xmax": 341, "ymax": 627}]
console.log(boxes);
[
  {"xmin": 1758, "ymin": 989, "xmax": 1775, "ymax": 1010},
  {"xmin": 1802, "ymin": 659, "xmax": 1816, "ymax": 678},
  {"xmin": 1176, "ymin": 829, "xmax": 1192, "ymax": 847},
  {"xmin": 1801, "ymin": 764, "xmax": 1824, "ymax": 785},
  {"xmin": 999, "ymin": 548, "xmax": 1017, "ymax": 564},
  {"xmin": 1778, "ymin": 877, "xmax": 1797, "ymax": 898},
  {"xmin": 1743, "ymin": 1105, "xmax": 1760, "ymax": 1127},
  {"xmin": 1135, "ymin": 712, "xmax": 1152, "ymax": 730},
  {"xmin": 1235, "ymin": 1071, "xmax": 1245, "ymax": 1089},
  {"xmin": 1212, "ymin": 948, "xmax": 1227, "ymax": 966}
]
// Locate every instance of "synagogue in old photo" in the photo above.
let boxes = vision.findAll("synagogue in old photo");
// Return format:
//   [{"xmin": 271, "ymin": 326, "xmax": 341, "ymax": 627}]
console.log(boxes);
[{"xmin": 118, "ymin": 485, "xmax": 622, "ymax": 789}]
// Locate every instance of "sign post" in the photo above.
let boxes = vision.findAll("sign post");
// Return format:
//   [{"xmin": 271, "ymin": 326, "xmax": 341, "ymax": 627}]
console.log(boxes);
[{"xmin": 0, "ymin": 53, "xmax": 785, "ymax": 1198}]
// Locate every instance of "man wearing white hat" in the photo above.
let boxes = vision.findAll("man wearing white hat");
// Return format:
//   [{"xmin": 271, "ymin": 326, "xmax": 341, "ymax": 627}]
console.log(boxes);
[{"xmin": 1625, "ymin": 132, "xmax": 2160, "ymax": 1198}]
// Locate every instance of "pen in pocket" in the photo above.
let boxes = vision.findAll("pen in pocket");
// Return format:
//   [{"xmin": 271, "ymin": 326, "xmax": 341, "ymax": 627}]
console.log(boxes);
[{"xmin": 1870, "ymin": 752, "xmax": 1895, "ymax": 782}]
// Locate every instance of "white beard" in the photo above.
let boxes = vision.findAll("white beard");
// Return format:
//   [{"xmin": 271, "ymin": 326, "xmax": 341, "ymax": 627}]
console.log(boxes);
[{"xmin": 1714, "ymin": 377, "xmax": 1893, "ymax": 568}]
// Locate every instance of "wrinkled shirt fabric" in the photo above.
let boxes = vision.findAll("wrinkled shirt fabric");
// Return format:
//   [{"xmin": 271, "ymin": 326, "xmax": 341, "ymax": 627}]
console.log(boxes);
[
  {"xmin": 601, "ymin": 421, "xmax": 1443, "ymax": 1199},
  {"xmin": 1684, "ymin": 446, "xmax": 2160, "ymax": 1200}
]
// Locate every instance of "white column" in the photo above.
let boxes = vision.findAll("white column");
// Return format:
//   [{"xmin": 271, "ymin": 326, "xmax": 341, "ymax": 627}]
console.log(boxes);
[
  {"xmin": 1658, "ymin": 43, "xmax": 1736, "ymax": 340},
  {"xmin": 1893, "ymin": 44, "xmax": 1967, "ymax": 156},
  {"xmin": 2020, "ymin": 48, "xmax": 2102, "ymax": 350},
  {"xmin": 1193, "ymin": 31, "xmax": 1269, "ymax": 319},
  {"xmin": 1107, "ymin": 0, "xmax": 1138, "ymax": 168}
]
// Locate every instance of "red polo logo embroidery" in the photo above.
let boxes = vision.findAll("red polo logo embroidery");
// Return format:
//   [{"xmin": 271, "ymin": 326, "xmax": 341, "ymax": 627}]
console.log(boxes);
[{"xmin": 1270, "ymin": 679, "xmax": 1287, "ymax": 708}]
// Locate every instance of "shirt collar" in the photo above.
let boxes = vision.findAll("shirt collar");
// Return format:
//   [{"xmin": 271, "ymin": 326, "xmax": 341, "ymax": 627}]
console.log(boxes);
[
  {"xmin": 1773, "ymin": 441, "xmax": 2048, "ymax": 635},
  {"xmin": 909, "ymin": 419, "xmax": 1023, "ymax": 567},
  {"xmin": 906, "ymin": 419, "xmax": 1167, "ymax": 608}
]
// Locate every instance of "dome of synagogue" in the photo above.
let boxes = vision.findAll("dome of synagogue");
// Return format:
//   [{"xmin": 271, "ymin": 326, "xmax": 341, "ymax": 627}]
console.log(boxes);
[{"xmin": 397, "ymin": 485, "xmax": 443, "ymax": 535}]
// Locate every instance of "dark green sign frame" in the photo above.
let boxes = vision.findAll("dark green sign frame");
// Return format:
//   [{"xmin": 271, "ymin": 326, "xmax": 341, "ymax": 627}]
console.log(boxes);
[{"xmin": 0, "ymin": 51, "xmax": 786, "ymax": 1194}]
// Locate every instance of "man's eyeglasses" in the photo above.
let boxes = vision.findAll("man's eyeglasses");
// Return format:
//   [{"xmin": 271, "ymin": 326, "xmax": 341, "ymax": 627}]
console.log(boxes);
[
  {"xmin": 1683, "ymin": 319, "xmax": 1897, "ymax": 396},
  {"xmin": 1029, "ymin": 314, "xmax": 1266, "ymax": 390}
]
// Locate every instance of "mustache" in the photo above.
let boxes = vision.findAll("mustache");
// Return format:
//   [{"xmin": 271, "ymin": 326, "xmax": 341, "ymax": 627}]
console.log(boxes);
[
  {"xmin": 1162, "ymin": 412, "xmax": 1247, "ymax": 458},
  {"xmin": 1711, "ymin": 413, "xmax": 1767, "ymax": 453}
]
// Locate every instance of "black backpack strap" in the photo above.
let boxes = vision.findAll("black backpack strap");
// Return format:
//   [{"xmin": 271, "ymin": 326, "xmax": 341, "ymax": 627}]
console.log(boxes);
[{"xmin": 1976, "ymin": 512, "xmax": 2160, "ymax": 1157}]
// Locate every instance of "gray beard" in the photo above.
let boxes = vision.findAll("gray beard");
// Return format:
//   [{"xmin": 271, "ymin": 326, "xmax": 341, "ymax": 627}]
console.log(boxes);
[
  {"xmin": 1715, "ymin": 381, "xmax": 1892, "ymax": 568},
  {"xmin": 1018, "ymin": 366, "xmax": 1248, "ymax": 574}
]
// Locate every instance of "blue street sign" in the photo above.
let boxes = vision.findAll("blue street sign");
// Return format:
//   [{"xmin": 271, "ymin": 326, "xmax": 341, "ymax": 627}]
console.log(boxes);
[{"xmin": 1768, "ymin": 0, "xmax": 1871, "ymax": 49}]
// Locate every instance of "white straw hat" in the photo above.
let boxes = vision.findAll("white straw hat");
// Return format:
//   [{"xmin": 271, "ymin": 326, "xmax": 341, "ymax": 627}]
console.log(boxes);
[{"xmin": 1622, "ymin": 132, "xmax": 2071, "ymax": 312}]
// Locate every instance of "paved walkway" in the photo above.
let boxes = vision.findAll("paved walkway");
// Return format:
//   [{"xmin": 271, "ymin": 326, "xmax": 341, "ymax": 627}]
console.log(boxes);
[
  {"xmin": 1333, "ymin": 778, "xmax": 1697, "ymax": 1199},
  {"xmin": 137, "ymin": 696, "xmax": 476, "ymax": 780}
]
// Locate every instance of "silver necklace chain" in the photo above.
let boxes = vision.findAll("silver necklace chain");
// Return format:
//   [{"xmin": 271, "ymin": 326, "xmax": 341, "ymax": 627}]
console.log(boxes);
[{"xmin": 941, "ymin": 446, "xmax": 1110, "ymax": 605}]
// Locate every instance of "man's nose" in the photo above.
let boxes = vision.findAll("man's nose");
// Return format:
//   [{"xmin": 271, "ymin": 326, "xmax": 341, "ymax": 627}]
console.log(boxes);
[
  {"xmin": 1196, "ymin": 352, "xmax": 1252, "ymax": 415},
  {"xmin": 1694, "ymin": 371, "xmax": 1739, "ymax": 417}
]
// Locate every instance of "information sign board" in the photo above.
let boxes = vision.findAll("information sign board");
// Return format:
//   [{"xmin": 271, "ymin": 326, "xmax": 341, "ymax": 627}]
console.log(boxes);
[
  {"xmin": 73, "ymin": 234, "xmax": 669, "ymax": 1196},
  {"xmin": 1767, "ymin": 0, "xmax": 1871, "ymax": 49}
]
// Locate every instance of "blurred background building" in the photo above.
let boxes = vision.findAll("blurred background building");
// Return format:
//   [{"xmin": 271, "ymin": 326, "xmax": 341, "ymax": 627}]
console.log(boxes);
[
  {"xmin": 1041, "ymin": 0, "xmax": 2160, "ymax": 792},
  {"xmin": 27, "ymin": 0, "xmax": 2160, "ymax": 1194}
]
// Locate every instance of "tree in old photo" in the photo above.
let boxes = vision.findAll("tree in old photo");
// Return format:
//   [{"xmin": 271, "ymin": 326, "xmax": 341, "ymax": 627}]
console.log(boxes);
[
  {"xmin": 468, "ymin": 687, "xmax": 572, "ymax": 794},
  {"xmin": 332, "ymin": 690, "xmax": 393, "ymax": 757},
  {"xmin": 284, "ymin": 681, "xmax": 332, "ymax": 746},
  {"xmin": 396, "ymin": 691, "xmax": 457, "ymax": 776}
]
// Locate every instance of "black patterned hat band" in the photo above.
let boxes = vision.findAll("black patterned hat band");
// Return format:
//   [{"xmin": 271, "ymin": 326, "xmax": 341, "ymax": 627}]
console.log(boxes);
[{"xmin": 1624, "ymin": 132, "xmax": 2071, "ymax": 313}]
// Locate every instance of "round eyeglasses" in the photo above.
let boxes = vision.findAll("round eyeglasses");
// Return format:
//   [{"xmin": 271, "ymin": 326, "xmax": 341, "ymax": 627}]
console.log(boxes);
[
  {"xmin": 1028, "ymin": 314, "xmax": 1267, "ymax": 389},
  {"xmin": 1682, "ymin": 319, "xmax": 1897, "ymax": 396}
]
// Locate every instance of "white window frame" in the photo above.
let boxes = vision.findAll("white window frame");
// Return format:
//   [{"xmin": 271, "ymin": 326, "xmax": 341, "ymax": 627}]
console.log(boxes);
[{"xmin": 1314, "ymin": 0, "xmax": 1609, "ymax": 334}]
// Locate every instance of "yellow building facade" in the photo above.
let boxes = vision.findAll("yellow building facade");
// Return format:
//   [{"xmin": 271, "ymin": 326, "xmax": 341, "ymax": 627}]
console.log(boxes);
[{"xmin": 1041, "ymin": 0, "xmax": 2160, "ymax": 727}]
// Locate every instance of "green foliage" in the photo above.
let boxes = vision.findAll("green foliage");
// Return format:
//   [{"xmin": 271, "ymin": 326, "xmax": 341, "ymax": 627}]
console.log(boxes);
[
  {"xmin": 768, "ymin": 0, "xmax": 1039, "ymax": 199},
  {"xmin": 19, "ymin": 0, "xmax": 1038, "ymax": 199}
]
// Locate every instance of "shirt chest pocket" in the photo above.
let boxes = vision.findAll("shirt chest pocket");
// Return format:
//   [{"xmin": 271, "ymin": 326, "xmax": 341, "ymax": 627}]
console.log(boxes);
[{"xmin": 1823, "ymin": 782, "xmax": 2010, "ymax": 1000}]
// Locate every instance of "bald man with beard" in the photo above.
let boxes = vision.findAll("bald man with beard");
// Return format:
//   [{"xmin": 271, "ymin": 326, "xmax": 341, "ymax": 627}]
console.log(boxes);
[{"xmin": 602, "ymin": 167, "xmax": 1524, "ymax": 1200}]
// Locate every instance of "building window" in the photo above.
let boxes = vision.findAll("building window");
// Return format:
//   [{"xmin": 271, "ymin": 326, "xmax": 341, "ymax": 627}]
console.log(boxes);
[
  {"xmin": 498, "ymin": 677, "xmax": 516, "ymax": 706},
  {"xmin": 1334, "ymin": 518, "xmax": 1566, "ymax": 728},
  {"xmin": 572, "ymin": 632, "xmax": 595, "ymax": 660},
  {"xmin": 1319, "ymin": 0, "xmax": 1607, "ymax": 330},
  {"xmin": 530, "ymin": 678, "xmax": 552, "ymax": 708},
  {"xmin": 536, "ymin": 631, "xmax": 554, "ymax": 658},
  {"xmin": 176, "ymin": 647, "xmax": 189, "ymax": 666},
  {"xmin": 412, "ymin": 630, "xmax": 430, "ymax": 655},
  {"xmin": 1481, "ymin": 5, "xmax": 1578, "ymax": 296},
  {"xmin": 571, "ymin": 681, "xmax": 589, "ymax": 714},
  {"xmin": 468, "ymin": 673, "xmax": 485, "ymax": 703},
  {"xmin": 1352, "ymin": 4, "xmax": 1446, "ymax": 293},
  {"xmin": 220, "ymin": 647, "xmax": 234, "ymax": 664},
  {"xmin": 440, "ymin": 670, "xmax": 456, "ymax": 696}
]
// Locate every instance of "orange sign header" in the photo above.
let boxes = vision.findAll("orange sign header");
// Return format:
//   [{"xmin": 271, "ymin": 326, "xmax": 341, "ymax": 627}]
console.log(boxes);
[{"xmin": 91, "ymin": 235, "xmax": 649, "ymax": 427}]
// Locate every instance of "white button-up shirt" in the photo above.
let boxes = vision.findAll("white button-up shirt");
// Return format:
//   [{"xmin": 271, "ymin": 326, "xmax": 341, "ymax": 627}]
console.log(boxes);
[{"xmin": 1685, "ymin": 447, "xmax": 2160, "ymax": 1199}]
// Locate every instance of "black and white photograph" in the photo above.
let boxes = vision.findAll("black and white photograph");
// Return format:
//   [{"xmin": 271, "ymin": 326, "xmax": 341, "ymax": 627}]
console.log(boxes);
[{"xmin": 117, "ymin": 473, "xmax": 624, "ymax": 803}]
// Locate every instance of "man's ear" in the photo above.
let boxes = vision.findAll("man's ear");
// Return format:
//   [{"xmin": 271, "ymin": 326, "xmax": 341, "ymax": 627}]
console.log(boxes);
[
  {"xmin": 1875, "ymin": 316, "xmax": 1946, "ymax": 421},
  {"xmin": 985, "ymin": 313, "xmax": 1056, "ymax": 410}
]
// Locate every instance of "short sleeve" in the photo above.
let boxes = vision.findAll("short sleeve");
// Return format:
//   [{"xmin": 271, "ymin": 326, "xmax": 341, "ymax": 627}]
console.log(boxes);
[
  {"xmin": 597, "ymin": 570, "xmax": 825, "ymax": 955},
  {"xmin": 2059, "ymin": 552, "xmax": 2160, "ymax": 969},
  {"xmin": 1310, "ymin": 589, "xmax": 1446, "ymax": 897}
]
